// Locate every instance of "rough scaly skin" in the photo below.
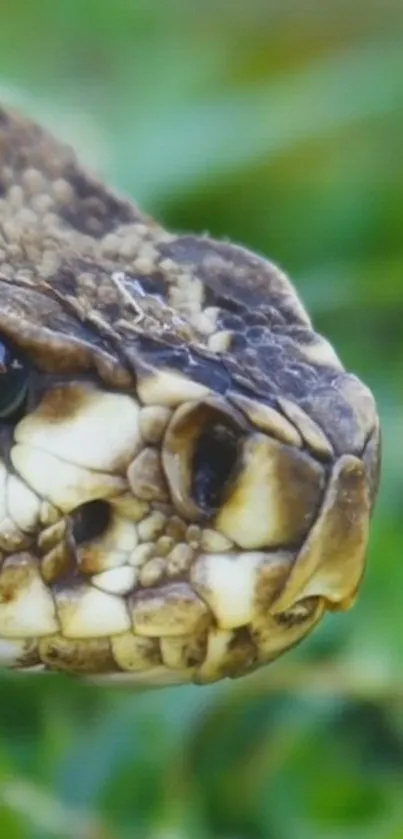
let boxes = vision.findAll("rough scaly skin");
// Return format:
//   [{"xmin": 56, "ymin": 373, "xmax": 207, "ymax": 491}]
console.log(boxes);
[{"xmin": 0, "ymin": 106, "xmax": 380, "ymax": 686}]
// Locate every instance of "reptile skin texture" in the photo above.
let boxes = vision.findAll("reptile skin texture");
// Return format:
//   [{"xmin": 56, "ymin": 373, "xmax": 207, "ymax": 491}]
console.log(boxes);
[{"xmin": 0, "ymin": 106, "xmax": 380, "ymax": 686}]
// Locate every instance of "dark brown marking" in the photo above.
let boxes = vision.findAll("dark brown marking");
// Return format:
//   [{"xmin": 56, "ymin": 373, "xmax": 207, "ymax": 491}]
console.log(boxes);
[{"xmin": 32, "ymin": 383, "xmax": 93, "ymax": 424}]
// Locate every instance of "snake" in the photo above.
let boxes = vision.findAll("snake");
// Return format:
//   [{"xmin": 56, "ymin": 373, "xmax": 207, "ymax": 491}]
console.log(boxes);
[{"xmin": 0, "ymin": 105, "xmax": 380, "ymax": 687}]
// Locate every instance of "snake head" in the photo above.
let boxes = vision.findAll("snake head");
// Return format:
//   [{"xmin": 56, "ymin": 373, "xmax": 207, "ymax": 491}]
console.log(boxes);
[{"xmin": 0, "ymin": 107, "xmax": 380, "ymax": 685}]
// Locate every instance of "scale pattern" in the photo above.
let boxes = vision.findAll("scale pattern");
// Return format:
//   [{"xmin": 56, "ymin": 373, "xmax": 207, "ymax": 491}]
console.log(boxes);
[{"xmin": 0, "ymin": 106, "xmax": 380, "ymax": 685}]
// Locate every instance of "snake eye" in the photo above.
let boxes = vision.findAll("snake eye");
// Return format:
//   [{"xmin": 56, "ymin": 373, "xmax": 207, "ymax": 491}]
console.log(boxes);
[
  {"xmin": 191, "ymin": 423, "xmax": 240, "ymax": 511},
  {"xmin": 0, "ymin": 338, "xmax": 29, "ymax": 421},
  {"xmin": 162, "ymin": 397, "xmax": 246, "ymax": 520}
]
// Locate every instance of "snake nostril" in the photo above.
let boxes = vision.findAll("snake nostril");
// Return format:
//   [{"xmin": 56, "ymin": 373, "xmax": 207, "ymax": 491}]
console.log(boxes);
[{"xmin": 71, "ymin": 499, "xmax": 112, "ymax": 545}]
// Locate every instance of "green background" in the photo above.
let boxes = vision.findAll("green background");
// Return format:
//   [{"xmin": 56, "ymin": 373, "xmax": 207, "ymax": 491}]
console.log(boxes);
[{"xmin": 1, "ymin": 1, "xmax": 403, "ymax": 836}]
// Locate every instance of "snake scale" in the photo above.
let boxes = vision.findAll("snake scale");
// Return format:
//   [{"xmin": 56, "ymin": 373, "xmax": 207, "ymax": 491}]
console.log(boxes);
[{"xmin": 0, "ymin": 106, "xmax": 380, "ymax": 686}]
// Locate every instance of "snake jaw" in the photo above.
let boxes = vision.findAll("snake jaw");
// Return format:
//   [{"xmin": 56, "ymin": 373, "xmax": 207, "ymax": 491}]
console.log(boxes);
[{"xmin": 0, "ymin": 106, "xmax": 381, "ymax": 685}]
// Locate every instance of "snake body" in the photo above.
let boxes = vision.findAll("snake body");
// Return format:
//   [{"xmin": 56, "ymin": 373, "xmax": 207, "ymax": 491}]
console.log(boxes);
[{"xmin": 0, "ymin": 106, "xmax": 380, "ymax": 685}]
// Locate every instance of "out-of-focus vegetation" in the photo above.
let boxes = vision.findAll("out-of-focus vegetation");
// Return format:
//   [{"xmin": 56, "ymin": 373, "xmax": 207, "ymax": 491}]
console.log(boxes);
[{"xmin": 1, "ymin": 1, "xmax": 403, "ymax": 836}]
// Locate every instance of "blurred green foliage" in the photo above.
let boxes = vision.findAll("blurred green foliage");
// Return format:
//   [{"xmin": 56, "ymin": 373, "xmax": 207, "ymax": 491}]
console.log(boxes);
[{"xmin": 1, "ymin": 1, "xmax": 403, "ymax": 836}]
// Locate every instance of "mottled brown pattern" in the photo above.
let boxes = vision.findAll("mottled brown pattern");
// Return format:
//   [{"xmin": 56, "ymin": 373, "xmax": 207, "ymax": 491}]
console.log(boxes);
[{"xmin": 0, "ymin": 108, "xmax": 373, "ymax": 456}]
